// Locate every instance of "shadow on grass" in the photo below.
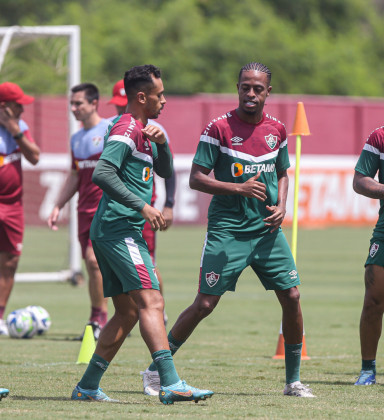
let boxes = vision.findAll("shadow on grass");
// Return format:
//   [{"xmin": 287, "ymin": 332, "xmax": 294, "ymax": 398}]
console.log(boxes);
[{"xmin": 10, "ymin": 395, "xmax": 131, "ymax": 404}]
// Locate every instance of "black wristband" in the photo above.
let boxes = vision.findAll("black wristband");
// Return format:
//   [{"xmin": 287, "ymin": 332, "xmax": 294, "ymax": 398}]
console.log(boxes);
[{"xmin": 13, "ymin": 132, "xmax": 23, "ymax": 140}]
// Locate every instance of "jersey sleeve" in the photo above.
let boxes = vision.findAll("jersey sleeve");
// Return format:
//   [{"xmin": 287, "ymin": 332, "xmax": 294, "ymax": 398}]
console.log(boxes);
[
  {"xmin": 355, "ymin": 131, "xmax": 382, "ymax": 178},
  {"xmin": 275, "ymin": 129, "xmax": 290, "ymax": 173},
  {"xmin": 192, "ymin": 123, "xmax": 220, "ymax": 169}
]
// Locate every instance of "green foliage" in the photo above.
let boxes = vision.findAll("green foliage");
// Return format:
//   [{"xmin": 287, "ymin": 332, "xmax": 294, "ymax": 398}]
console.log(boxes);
[{"xmin": 0, "ymin": 0, "xmax": 383, "ymax": 96}]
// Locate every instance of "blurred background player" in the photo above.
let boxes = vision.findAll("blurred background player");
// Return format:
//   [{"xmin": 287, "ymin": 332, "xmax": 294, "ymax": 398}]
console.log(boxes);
[
  {"xmin": 108, "ymin": 79, "xmax": 176, "ymax": 325},
  {"xmin": 48, "ymin": 83, "xmax": 109, "ymax": 340},
  {"xmin": 0, "ymin": 82, "xmax": 40, "ymax": 336},
  {"xmin": 353, "ymin": 125, "xmax": 384, "ymax": 385}
]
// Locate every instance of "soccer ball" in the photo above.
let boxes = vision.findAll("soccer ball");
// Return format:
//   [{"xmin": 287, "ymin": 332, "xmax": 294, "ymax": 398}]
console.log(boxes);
[
  {"xmin": 6, "ymin": 309, "xmax": 37, "ymax": 339},
  {"xmin": 25, "ymin": 305, "xmax": 51, "ymax": 335}
]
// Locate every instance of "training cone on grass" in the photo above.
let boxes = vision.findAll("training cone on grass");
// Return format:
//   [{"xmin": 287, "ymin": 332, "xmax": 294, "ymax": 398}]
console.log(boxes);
[
  {"xmin": 272, "ymin": 323, "xmax": 310, "ymax": 360},
  {"xmin": 76, "ymin": 325, "xmax": 96, "ymax": 364}
]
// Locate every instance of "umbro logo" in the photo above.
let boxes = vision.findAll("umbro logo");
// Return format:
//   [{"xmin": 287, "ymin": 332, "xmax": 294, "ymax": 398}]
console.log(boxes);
[
  {"xmin": 289, "ymin": 270, "xmax": 298, "ymax": 280},
  {"xmin": 231, "ymin": 136, "xmax": 243, "ymax": 145}
]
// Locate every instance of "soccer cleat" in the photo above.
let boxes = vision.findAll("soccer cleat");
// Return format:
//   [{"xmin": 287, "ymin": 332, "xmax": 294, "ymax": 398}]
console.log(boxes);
[
  {"xmin": 159, "ymin": 380, "xmax": 214, "ymax": 405},
  {"xmin": 73, "ymin": 321, "xmax": 101, "ymax": 341},
  {"xmin": 71, "ymin": 385, "xmax": 118, "ymax": 402},
  {"xmin": 354, "ymin": 370, "xmax": 376, "ymax": 385},
  {"xmin": 0, "ymin": 388, "xmax": 9, "ymax": 401},
  {"xmin": 140, "ymin": 368, "xmax": 161, "ymax": 396},
  {"xmin": 0, "ymin": 319, "xmax": 9, "ymax": 336},
  {"xmin": 283, "ymin": 381, "xmax": 315, "ymax": 397}
]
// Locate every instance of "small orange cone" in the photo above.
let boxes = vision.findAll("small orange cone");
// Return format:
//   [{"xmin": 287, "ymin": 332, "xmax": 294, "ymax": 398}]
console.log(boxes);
[
  {"xmin": 272, "ymin": 324, "xmax": 310, "ymax": 360},
  {"xmin": 290, "ymin": 102, "xmax": 311, "ymax": 136}
]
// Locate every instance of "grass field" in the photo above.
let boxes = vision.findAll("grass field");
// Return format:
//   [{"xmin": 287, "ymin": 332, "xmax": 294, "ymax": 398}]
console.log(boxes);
[{"xmin": 1, "ymin": 225, "xmax": 383, "ymax": 419}]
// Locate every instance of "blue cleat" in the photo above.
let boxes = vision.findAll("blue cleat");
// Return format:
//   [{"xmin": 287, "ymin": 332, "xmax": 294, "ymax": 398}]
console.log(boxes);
[
  {"xmin": 159, "ymin": 380, "xmax": 214, "ymax": 405},
  {"xmin": 71, "ymin": 384, "xmax": 118, "ymax": 402},
  {"xmin": 0, "ymin": 388, "xmax": 9, "ymax": 401},
  {"xmin": 354, "ymin": 370, "xmax": 376, "ymax": 385}
]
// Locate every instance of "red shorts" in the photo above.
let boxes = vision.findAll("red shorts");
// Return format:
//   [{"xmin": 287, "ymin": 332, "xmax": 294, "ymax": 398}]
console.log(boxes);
[
  {"xmin": 78, "ymin": 211, "xmax": 94, "ymax": 259},
  {"xmin": 142, "ymin": 221, "xmax": 157, "ymax": 266},
  {"xmin": 0, "ymin": 202, "xmax": 24, "ymax": 255}
]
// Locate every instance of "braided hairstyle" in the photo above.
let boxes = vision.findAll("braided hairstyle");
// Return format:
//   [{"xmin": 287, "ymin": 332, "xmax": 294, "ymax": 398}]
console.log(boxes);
[{"xmin": 238, "ymin": 62, "xmax": 271, "ymax": 85}]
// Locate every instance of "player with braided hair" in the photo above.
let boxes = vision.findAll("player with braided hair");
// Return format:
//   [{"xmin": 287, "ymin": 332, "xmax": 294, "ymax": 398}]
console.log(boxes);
[{"xmin": 140, "ymin": 61, "xmax": 315, "ymax": 398}]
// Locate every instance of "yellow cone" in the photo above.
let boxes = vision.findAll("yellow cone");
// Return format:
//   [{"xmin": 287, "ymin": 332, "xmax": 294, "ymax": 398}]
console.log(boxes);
[{"xmin": 76, "ymin": 325, "xmax": 96, "ymax": 364}]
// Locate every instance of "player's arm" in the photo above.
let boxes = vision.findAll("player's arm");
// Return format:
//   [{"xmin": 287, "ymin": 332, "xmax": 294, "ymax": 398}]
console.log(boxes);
[
  {"xmin": 143, "ymin": 124, "xmax": 173, "ymax": 178},
  {"xmin": 162, "ymin": 171, "xmax": 176, "ymax": 230},
  {"xmin": 92, "ymin": 159, "xmax": 166, "ymax": 231},
  {"xmin": 353, "ymin": 170, "xmax": 384, "ymax": 199},
  {"xmin": 189, "ymin": 163, "xmax": 267, "ymax": 201},
  {"xmin": 48, "ymin": 170, "xmax": 79, "ymax": 231},
  {"xmin": 263, "ymin": 169, "xmax": 288, "ymax": 232},
  {"xmin": 0, "ymin": 106, "xmax": 40, "ymax": 165}
]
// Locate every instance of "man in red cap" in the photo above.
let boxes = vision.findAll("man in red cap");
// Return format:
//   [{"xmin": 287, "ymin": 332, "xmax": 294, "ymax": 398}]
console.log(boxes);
[
  {"xmin": 0, "ymin": 82, "xmax": 40, "ymax": 335},
  {"xmin": 108, "ymin": 80, "xmax": 176, "ymax": 329}
]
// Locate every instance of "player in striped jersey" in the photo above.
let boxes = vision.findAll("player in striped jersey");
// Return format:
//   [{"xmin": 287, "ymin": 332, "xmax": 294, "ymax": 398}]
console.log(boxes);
[
  {"xmin": 0, "ymin": 82, "xmax": 40, "ymax": 336},
  {"xmin": 71, "ymin": 65, "xmax": 213, "ymax": 404},
  {"xmin": 141, "ymin": 62, "xmax": 315, "ymax": 398},
  {"xmin": 353, "ymin": 126, "xmax": 384, "ymax": 385}
]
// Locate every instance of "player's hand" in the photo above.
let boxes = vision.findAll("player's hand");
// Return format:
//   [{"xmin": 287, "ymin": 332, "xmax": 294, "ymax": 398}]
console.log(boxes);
[
  {"xmin": 140, "ymin": 203, "xmax": 167, "ymax": 231},
  {"xmin": 0, "ymin": 105, "xmax": 19, "ymax": 133},
  {"xmin": 162, "ymin": 206, "xmax": 173, "ymax": 231},
  {"xmin": 47, "ymin": 206, "xmax": 60, "ymax": 231},
  {"xmin": 141, "ymin": 124, "xmax": 166, "ymax": 144},
  {"xmin": 239, "ymin": 172, "xmax": 267, "ymax": 201},
  {"xmin": 263, "ymin": 204, "xmax": 286, "ymax": 233}
]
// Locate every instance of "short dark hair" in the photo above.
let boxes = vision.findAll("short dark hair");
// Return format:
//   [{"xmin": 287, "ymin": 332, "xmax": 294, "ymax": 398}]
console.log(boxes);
[
  {"xmin": 238, "ymin": 62, "xmax": 272, "ymax": 85},
  {"xmin": 71, "ymin": 83, "xmax": 99, "ymax": 103},
  {"xmin": 124, "ymin": 65, "xmax": 161, "ymax": 100}
]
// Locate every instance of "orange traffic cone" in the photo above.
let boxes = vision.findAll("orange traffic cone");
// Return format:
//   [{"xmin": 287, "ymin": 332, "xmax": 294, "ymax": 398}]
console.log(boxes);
[
  {"xmin": 272, "ymin": 323, "xmax": 310, "ymax": 360},
  {"xmin": 289, "ymin": 102, "xmax": 311, "ymax": 136}
]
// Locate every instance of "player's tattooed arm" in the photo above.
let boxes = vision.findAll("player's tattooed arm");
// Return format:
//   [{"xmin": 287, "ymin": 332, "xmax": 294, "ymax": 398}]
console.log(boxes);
[{"xmin": 353, "ymin": 170, "xmax": 384, "ymax": 199}]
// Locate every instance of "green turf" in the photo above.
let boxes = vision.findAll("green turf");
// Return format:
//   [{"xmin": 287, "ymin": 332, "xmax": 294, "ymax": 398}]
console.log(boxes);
[{"xmin": 2, "ymin": 225, "xmax": 383, "ymax": 419}]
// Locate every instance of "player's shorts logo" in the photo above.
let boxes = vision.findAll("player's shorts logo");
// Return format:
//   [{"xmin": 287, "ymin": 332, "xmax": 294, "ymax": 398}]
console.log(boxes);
[
  {"xmin": 289, "ymin": 270, "xmax": 298, "ymax": 280},
  {"xmin": 231, "ymin": 162, "xmax": 243, "ymax": 177},
  {"xmin": 142, "ymin": 166, "xmax": 153, "ymax": 182},
  {"xmin": 206, "ymin": 271, "xmax": 220, "ymax": 287},
  {"xmin": 370, "ymin": 243, "xmax": 379, "ymax": 258},
  {"xmin": 265, "ymin": 133, "xmax": 278, "ymax": 149}
]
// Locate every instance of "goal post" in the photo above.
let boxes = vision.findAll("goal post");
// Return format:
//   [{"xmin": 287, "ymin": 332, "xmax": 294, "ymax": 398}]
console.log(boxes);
[{"xmin": 0, "ymin": 25, "xmax": 82, "ymax": 282}]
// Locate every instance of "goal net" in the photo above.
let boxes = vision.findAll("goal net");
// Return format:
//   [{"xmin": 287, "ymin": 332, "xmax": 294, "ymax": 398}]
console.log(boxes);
[{"xmin": 0, "ymin": 25, "xmax": 82, "ymax": 282}]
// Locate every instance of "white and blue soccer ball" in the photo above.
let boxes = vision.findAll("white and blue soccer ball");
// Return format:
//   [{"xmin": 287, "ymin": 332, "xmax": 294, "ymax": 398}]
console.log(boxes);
[
  {"xmin": 25, "ymin": 305, "xmax": 51, "ymax": 335},
  {"xmin": 6, "ymin": 309, "xmax": 37, "ymax": 339}
]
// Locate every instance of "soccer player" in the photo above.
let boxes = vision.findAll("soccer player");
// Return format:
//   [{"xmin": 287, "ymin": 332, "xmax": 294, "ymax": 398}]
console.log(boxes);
[
  {"xmin": 48, "ymin": 83, "xmax": 110, "ymax": 340},
  {"xmin": 353, "ymin": 125, "xmax": 384, "ymax": 385},
  {"xmin": 140, "ymin": 62, "xmax": 315, "ymax": 398},
  {"xmin": 108, "ymin": 79, "xmax": 176, "ymax": 324},
  {"xmin": 71, "ymin": 65, "xmax": 213, "ymax": 404},
  {"xmin": 0, "ymin": 82, "xmax": 40, "ymax": 336}
]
